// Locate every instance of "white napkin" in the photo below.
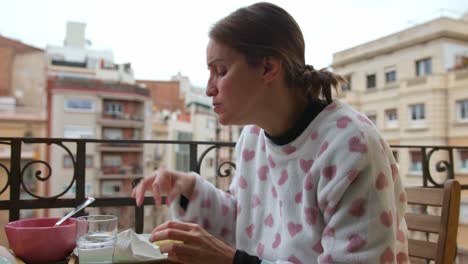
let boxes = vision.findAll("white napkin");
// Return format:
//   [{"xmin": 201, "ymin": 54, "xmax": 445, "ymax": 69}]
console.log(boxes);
[{"xmin": 113, "ymin": 229, "xmax": 168, "ymax": 262}]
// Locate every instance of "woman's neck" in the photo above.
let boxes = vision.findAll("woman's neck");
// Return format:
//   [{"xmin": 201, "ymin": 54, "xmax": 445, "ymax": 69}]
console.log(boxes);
[{"xmin": 256, "ymin": 85, "xmax": 308, "ymax": 137}]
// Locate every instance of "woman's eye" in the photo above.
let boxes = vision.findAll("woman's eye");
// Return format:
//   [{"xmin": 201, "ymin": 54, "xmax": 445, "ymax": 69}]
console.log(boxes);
[{"xmin": 217, "ymin": 67, "xmax": 227, "ymax": 76}]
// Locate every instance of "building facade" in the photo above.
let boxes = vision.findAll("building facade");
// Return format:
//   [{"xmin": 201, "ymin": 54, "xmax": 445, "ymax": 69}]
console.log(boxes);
[{"xmin": 331, "ymin": 14, "xmax": 468, "ymax": 247}]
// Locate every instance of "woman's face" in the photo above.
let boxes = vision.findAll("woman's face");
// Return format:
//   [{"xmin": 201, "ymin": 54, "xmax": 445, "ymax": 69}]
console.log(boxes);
[{"xmin": 206, "ymin": 39, "xmax": 265, "ymax": 125}]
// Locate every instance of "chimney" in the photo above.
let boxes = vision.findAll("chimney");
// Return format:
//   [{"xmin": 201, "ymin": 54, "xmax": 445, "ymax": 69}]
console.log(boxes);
[{"xmin": 64, "ymin": 22, "xmax": 86, "ymax": 48}]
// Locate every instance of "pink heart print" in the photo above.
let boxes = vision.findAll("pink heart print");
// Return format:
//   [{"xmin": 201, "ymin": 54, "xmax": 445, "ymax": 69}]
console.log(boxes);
[
  {"xmin": 380, "ymin": 211, "xmax": 393, "ymax": 228},
  {"xmin": 268, "ymin": 155, "xmax": 276, "ymax": 168},
  {"xmin": 288, "ymin": 255, "xmax": 303, "ymax": 264},
  {"xmin": 252, "ymin": 194, "xmax": 261, "ymax": 208},
  {"xmin": 319, "ymin": 141, "xmax": 329, "ymax": 155},
  {"xmin": 282, "ymin": 145, "xmax": 296, "ymax": 155},
  {"xmin": 322, "ymin": 165, "xmax": 337, "ymax": 180},
  {"xmin": 295, "ymin": 191, "xmax": 302, "ymax": 204},
  {"xmin": 349, "ymin": 198, "xmax": 366, "ymax": 217},
  {"xmin": 312, "ymin": 240, "xmax": 323, "ymax": 254},
  {"xmin": 287, "ymin": 222, "xmax": 303, "ymax": 237},
  {"xmin": 250, "ymin": 126, "xmax": 260, "ymax": 135},
  {"xmin": 201, "ymin": 198, "xmax": 211, "ymax": 208},
  {"xmin": 336, "ymin": 116, "xmax": 352, "ymax": 128},
  {"xmin": 264, "ymin": 214, "xmax": 274, "ymax": 227},
  {"xmin": 348, "ymin": 136, "xmax": 367, "ymax": 153},
  {"xmin": 278, "ymin": 169, "xmax": 289, "ymax": 185},
  {"xmin": 256, "ymin": 242, "xmax": 264, "ymax": 257},
  {"xmin": 320, "ymin": 254, "xmax": 334, "ymax": 263},
  {"xmin": 272, "ymin": 233, "xmax": 281, "ymax": 248},
  {"xmin": 239, "ymin": 176, "xmax": 248, "ymax": 189},
  {"xmin": 347, "ymin": 169, "xmax": 359, "ymax": 182},
  {"xmin": 220, "ymin": 227, "xmax": 231, "ymax": 238},
  {"xmin": 376, "ymin": 172, "xmax": 388, "ymax": 190},
  {"xmin": 300, "ymin": 159, "xmax": 314, "ymax": 173},
  {"xmin": 396, "ymin": 252, "xmax": 407, "ymax": 264},
  {"xmin": 271, "ymin": 186, "xmax": 278, "ymax": 198},
  {"xmin": 304, "ymin": 207, "xmax": 318, "ymax": 225},
  {"xmin": 347, "ymin": 234, "xmax": 367, "ymax": 252},
  {"xmin": 245, "ymin": 224, "xmax": 254, "ymax": 239},
  {"xmin": 222, "ymin": 204, "xmax": 229, "ymax": 216},
  {"xmin": 358, "ymin": 114, "xmax": 373, "ymax": 126},
  {"xmin": 310, "ymin": 131, "xmax": 318, "ymax": 140},
  {"xmin": 380, "ymin": 247, "xmax": 394, "ymax": 263},
  {"xmin": 304, "ymin": 173, "xmax": 313, "ymax": 190},
  {"xmin": 202, "ymin": 218, "xmax": 211, "ymax": 230},
  {"xmin": 323, "ymin": 226, "xmax": 335, "ymax": 237},
  {"xmin": 257, "ymin": 165, "xmax": 269, "ymax": 181},
  {"xmin": 242, "ymin": 149, "xmax": 255, "ymax": 161}
]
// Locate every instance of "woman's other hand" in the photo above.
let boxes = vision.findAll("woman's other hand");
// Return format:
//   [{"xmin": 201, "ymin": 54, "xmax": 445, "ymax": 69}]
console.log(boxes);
[
  {"xmin": 131, "ymin": 168, "xmax": 196, "ymax": 207},
  {"xmin": 150, "ymin": 221, "xmax": 236, "ymax": 264}
]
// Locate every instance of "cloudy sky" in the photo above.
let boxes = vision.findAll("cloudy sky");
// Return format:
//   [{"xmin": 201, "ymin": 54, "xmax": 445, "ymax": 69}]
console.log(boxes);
[{"xmin": 1, "ymin": 0, "xmax": 467, "ymax": 87}]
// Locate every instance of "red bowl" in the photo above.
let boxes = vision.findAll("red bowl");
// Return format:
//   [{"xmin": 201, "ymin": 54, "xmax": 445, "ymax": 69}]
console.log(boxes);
[{"xmin": 5, "ymin": 217, "xmax": 77, "ymax": 264}]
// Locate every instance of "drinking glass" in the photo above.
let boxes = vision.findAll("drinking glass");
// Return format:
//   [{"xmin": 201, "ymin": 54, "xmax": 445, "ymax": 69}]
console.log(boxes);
[{"xmin": 76, "ymin": 215, "xmax": 118, "ymax": 263}]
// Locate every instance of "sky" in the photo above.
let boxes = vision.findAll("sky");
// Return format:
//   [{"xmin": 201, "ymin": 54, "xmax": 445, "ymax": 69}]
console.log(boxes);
[{"xmin": 1, "ymin": 0, "xmax": 467, "ymax": 88}]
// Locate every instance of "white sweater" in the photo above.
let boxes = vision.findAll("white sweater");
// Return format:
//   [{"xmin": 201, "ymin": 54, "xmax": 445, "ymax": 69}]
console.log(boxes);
[{"xmin": 171, "ymin": 100, "xmax": 409, "ymax": 263}]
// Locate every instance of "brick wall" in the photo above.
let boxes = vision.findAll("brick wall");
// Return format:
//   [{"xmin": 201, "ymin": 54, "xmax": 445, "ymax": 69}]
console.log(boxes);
[{"xmin": 137, "ymin": 80, "xmax": 185, "ymax": 112}]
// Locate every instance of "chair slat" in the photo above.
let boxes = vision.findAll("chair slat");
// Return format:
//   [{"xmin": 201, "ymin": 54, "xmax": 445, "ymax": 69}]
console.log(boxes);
[
  {"xmin": 406, "ymin": 213, "xmax": 441, "ymax": 233},
  {"xmin": 408, "ymin": 238, "xmax": 438, "ymax": 260},
  {"xmin": 405, "ymin": 187, "xmax": 444, "ymax": 206}
]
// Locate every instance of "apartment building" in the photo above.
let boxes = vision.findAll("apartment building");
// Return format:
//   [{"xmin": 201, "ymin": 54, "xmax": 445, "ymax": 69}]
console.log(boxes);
[
  {"xmin": 44, "ymin": 23, "xmax": 152, "ymax": 230},
  {"xmin": 331, "ymin": 13, "xmax": 468, "ymax": 247},
  {"xmin": 0, "ymin": 36, "xmax": 48, "ymax": 245}
]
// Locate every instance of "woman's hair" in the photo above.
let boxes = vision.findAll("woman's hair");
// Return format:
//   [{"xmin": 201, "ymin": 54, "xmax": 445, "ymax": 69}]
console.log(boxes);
[{"xmin": 209, "ymin": 2, "xmax": 344, "ymax": 103}]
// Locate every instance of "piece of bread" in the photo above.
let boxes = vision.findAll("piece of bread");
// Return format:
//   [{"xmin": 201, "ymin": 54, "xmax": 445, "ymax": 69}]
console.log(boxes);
[{"xmin": 153, "ymin": 240, "xmax": 183, "ymax": 247}]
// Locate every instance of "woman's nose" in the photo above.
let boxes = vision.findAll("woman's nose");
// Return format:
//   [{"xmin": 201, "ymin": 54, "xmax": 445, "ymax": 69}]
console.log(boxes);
[{"xmin": 206, "ymin": 80, "xmax": 218, "ymax": 97}]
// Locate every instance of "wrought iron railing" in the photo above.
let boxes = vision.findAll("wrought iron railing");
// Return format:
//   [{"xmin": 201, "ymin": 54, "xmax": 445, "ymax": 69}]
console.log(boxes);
[{"xmin": 0, "ymin": 137, "xmax": 467, "ymax": 234}]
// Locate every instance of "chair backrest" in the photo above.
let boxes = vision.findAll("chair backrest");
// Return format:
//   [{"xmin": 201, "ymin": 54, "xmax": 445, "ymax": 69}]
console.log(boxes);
[{"xmin": 405, "ymin": 179, "xmax": 461, "ymax": 264}]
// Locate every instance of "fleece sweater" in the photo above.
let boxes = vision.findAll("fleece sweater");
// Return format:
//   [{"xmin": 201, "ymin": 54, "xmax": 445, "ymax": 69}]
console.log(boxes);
[{"xmin": 170, "ymin": 99, "xmax": 409, "ymax": 264}]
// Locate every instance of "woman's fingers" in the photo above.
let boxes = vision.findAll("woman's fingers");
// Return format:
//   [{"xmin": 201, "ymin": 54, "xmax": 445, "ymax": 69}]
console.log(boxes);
[
  {"xmin": 133, "ymin": 175, "xmax": 156, "ymax": 206},
  {"xmin": 150, "ymin": 227, "xmax": 201, "ymax": 245},
  {"xmin": 153, "ymin": 220, "xmax": 197, "ymax": 233}
]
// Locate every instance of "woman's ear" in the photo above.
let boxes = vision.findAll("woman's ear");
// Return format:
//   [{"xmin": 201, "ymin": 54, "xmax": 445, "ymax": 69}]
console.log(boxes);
[{"xmin": 262, "ymin": 57, "xmax": 282, "ymax": 83}]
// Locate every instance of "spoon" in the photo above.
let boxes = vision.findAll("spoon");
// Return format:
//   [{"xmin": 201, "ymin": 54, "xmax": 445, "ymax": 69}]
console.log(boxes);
[{"xmin": 55, "ymin": 197, "xmax": 95, "ymax": 226}]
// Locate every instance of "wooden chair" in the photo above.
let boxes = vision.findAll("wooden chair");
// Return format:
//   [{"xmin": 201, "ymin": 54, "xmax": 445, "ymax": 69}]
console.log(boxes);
[{"xmin": 405, "ymin": 179, "xmax": 461, "ymax": 264}]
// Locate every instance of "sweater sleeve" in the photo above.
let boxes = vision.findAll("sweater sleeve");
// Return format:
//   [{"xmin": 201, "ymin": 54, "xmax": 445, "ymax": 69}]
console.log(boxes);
[
  {"xmin": 169, "ymin": 172, "xmax": 238, "ymax": 246},
  {"xmin": 315, "ymin": 125, "xmax": 407, "ymax": 263}
]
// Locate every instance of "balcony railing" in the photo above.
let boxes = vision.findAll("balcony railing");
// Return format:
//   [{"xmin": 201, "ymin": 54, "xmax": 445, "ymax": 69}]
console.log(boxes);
[{"xmin": 0, "ymin": 137, "xmax": 467, "ymax": 235}]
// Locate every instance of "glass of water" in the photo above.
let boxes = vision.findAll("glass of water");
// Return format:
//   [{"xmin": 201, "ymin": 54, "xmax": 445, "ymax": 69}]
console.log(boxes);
[{"xmin": 76, "ymin": 215, "xmax": 118, "ymax": 263}]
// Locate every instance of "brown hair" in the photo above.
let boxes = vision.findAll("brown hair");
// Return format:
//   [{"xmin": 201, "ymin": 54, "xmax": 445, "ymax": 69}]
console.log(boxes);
[{"xmin": 209, "ymin": 2, "xmax": 344, "ymax": 103}]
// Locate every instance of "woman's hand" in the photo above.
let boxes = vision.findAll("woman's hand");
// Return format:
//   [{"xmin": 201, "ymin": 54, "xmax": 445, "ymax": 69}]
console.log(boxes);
[
  {"xmin": 150, "ymin": 221, "xmax": 236, "ymax": 264},
  {"xmin": 131, "ymin": 168, "xmax": 196, "ymax": 206}
]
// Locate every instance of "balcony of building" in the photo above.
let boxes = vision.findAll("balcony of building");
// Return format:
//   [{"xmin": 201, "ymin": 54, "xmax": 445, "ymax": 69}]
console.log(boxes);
[{"xmin": 0, "ymin": 137, "xmax": 467, "ymax": 261}]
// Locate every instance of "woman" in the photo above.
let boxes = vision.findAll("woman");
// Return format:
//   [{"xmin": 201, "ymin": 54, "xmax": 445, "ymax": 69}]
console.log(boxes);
[{"xmin": 132, "ymin": 2, "xmax": 409, "ymax": 263}]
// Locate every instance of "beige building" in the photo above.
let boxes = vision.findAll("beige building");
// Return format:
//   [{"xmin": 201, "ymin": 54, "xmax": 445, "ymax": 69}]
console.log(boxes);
[{"xmin": 331, "ymin": 14, "xmax": 468, "ymax": 248}]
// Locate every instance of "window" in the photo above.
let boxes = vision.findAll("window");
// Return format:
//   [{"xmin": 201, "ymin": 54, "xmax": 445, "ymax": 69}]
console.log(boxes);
[
  {"xmin": 385, "ymin": 109, "xmax": 398, "ymax": 128},
  {"xmin": 366, "ymin": 74, "xmax": 376, "ymax": 89},
  {"xmin": 341, "ymin": 75, "xmax": 352, "ymax": 91},
  {"xmin": 63, "ymin": 155, "xmax": 93, "ymax": 168},
  {"xmin": 105, "ymin": 102, "xmax": 124, "ymax": 115},
  {"xmin": 416, "ymin": 58, "xmax": 432, "ymax": 76},
  {"xmin": 101, "ymin": 181, "xmax": 122, "ymax": 196},
  {"xmin": 65, "ymin": 182, "xmax": 93, "ymax": 196},
  {"xmin": 175, "ymin": 132, "xmax": 192, "ymax": 171},
  {"xmin": 409, "ymin": 104, "xmax": 425, "ymax": 121},
  {"xmin": 64, "ymin": 125, "xmax": 94, "ymax": 138},
  {"xmin": 410, "ymin": 151, "xmax": 423, "ymax": 172},
  {"xmin": 459, "ymin": 150, "xmax": 468, "ymax": 172},
  {"xmin": 385, "ymin": 68, "xmax": 396, "ymax": 83},
  {"xmin": 103, "ymin": 128, "xmax": 123, "ymax": 140},
  {"xmin": 103, "ymin": 155, "xmax": 122, "ymax": 167},
  {"xmin": 366, "ymin": 114, "xmax": 377, "ymax": 125},
  {"xmin": 457, "ymin": 100, "xmax": 468, "ymax": 121},
  {"xmin": 64, "ymin": 98, "xmax": 95, "ymax": 112}
]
